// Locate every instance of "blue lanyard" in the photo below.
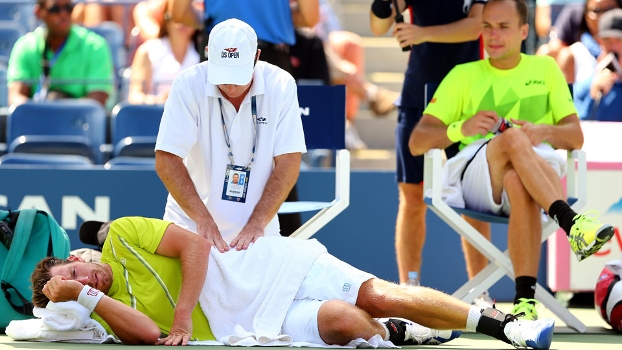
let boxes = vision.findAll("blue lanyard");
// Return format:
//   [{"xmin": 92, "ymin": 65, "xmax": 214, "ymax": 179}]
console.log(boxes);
[
  {"xmin": 42, "ymin": 37, "xmax": 68, "ymax": 78},
  {"xmin": 218, "ymin": 96, "xmax": 258, "ymax": 169}
]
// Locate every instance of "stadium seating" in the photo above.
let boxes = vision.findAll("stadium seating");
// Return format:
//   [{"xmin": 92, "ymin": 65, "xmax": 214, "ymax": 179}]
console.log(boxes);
[
  {"xmin": 104, "ymin": 156, "xmax": 155, "ymax": 170},
  {"xmin": 7, "ymin": 100, "xmax": 108, "ymax": 164},
  {"xmin": 0, "ymin": 20, "xmax": 25, "ymax": 64},
  {"xmin": 110, "ymin": 102, "xmax": 163, "ymax": 157},
  {"xmin": 86, "ymin": 21, "xmax": 126, "ymax": 76},
  {"xmin": 0, "ymin": 153, "xmax": 93, "ymax": 167},
  {"xmin": 277, "ymin": 85, "xmax": 349, "ymax": 240},
  {"xmin": 0, "ymin": 3, "xmax": 36, "ymax": 34}
]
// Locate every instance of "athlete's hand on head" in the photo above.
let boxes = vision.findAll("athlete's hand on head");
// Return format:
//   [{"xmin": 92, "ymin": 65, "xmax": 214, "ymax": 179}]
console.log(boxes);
[
  {"xmin": 42, "ymin": 276, "xmax": 84, "ymax": 303},
  {"xmin": 392, "ymin": 22, "xmax": 426, "ymax": 47},
  {"xmin": 510, "ymin": 119, "xmax": 548, "ymax": 146},
  {"xmin": 196, "ymin": 220, "xmax": 229, "ymax": 253},
  {"xmin": 156, "ymin": 315, "xmax": 193, "ymax": 346},
  {"xmin": 462, "ymin": 111, "xmax": 499, "ymax": 137},
  {"xmin": 229, "ymin": 223, "xmax": 263, "ymax": 251}
]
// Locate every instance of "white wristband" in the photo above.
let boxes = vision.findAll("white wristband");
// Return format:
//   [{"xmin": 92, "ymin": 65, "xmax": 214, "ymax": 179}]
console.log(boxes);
[{"xmin": 77, "ymin": 285, "xmax": 105, "ymax": 312}]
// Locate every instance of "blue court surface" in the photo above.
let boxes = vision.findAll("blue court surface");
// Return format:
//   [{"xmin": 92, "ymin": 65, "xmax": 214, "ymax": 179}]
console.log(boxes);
[{"xmin": 1, "ymin": 303, "xmax": 619, "ymax": 349}]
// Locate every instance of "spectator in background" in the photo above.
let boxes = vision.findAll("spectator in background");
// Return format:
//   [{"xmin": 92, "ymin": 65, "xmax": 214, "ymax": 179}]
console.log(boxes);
[
  {"xmin": 314, "ymin": 0, "xmax": 400, "ymax": 150},
  {"xmin": 535, "ymin": 0, "xmax": 585, "ymax": 46},
  {"xmin": 536, "ymin": 0, "xmax": 620, "ymax": 59},
  {"xmin": 127, "ymin": 3, "xmax": 199, "ymax": 105},
  {"xmin": 167, "ymin": 0, "xmax": 320, "ymax": 237},
  {"xmin": 7, "ymin": 0, "xmax": 114, "ymax": 106},
  {"xmin": 72, "ymin": 0, "xmax": 135, "ymax": 47},
  {"xmin": 370, "ymin": 0, "xmax": 492, "ymax": 309},
  {"xmin": 555, "ymin": 0, "xmax": 621, "ymax": 84},
  {"xmin": 574, "ymin": 8, "xmax": 622, "ymax": 120}
]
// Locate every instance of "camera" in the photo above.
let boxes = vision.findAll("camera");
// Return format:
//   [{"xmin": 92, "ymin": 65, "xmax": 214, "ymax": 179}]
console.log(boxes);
[
  {"xmin": 0, "ymin": 221, "xmax": 14, "ymax": 249},
  {"xmin": 596, "ymin": 52, "xmax": 622, "ymax": 75}
]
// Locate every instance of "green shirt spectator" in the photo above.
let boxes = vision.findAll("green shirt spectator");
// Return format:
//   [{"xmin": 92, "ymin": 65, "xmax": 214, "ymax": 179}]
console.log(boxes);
[{"xmin": 7, "ymin": 0, "xmax": 114, "ymax": 107}]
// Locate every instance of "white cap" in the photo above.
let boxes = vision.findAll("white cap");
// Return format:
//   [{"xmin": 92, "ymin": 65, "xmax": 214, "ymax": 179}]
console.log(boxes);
[{"xmin": 207, "ymin": 18, "xmax": 258, "ymax": 86}]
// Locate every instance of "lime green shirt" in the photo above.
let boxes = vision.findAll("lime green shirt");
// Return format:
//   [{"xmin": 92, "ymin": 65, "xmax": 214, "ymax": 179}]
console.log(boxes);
[
  {"xmin": 7, "ymin": 25, "xmax": 114, "ymax": 97},
  {"xmin": 92, "ymin": 217, "xmax": 215, "ymax": 341},
  {"xmin": 423, "ymin": 54, "xmax": 577, "ymax": 148}
]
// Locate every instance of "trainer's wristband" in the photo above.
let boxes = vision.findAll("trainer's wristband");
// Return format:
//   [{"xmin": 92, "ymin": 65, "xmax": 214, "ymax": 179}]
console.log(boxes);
[
  {"xmin": 77, "ymin": 285, "xmax": 105, "ymax": 312},
  {"xmin": 371, "ymin": 0, "xmax": 392, "ymax": 18},
  {"xmin": 446, "ymin": 120, "xmax": 466, "ymax": 143}
]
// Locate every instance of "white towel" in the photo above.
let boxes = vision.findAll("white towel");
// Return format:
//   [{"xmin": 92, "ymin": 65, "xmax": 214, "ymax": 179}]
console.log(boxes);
[
  {"xmin": 33, "ymin": 301, "xmax": 91, "ymax": 331},
  {"xmin": 6, "ymin": 300, "xmax": 113, "ymax": 343},
  {"xmin": 188, "ymin": 334, "xmax": 397, "ymax": 348},
  {"xmin": 198, "ymin": 236, "xmax": 327, "ymax": 343},
  {"xmin": 5, "ymin": 319, "xmax": 110, "ymax": 343}
]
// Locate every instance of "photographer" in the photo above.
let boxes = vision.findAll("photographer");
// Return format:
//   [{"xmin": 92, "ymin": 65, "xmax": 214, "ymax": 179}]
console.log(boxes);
[{"xmin": 574, "ymin": 8, "xmax": 622, "ymax": 121}]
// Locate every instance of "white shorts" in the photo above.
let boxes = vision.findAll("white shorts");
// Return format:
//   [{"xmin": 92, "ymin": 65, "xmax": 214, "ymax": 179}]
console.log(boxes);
[
  {"xmin": 461, "ymin": 143, "xmax": 511, "ymax": 216},
  {"xmin": 281, "ymin": 253, "xmax": 375, "ymax": 344}
]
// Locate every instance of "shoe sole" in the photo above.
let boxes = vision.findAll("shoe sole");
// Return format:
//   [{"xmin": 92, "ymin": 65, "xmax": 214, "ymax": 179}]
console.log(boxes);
[
  {"xmin": 575, "ymin": 225, "xmax": 615, "ymax": 262},
  {"xmin": 525, "ymin": 319, "xmax": 555, "ymax": 350},
  {"xmin": 422, "ymin": 330, "xmax": 461, "ymax": 345}
]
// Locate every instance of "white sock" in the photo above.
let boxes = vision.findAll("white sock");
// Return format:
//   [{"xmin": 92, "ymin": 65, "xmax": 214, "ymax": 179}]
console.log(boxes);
[
  {"xmin": 376, "ymin": 319, "xmax": 391, "ymax": 341},
  {"xmin": 466, "ymin": 305, "xmax": 481, "ymax": 332}
]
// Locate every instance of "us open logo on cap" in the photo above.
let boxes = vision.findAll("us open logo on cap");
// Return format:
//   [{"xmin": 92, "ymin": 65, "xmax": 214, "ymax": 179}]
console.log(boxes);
[{"xmin": 221, "ymin": 47, "xmax": 240, "ymax": 59}]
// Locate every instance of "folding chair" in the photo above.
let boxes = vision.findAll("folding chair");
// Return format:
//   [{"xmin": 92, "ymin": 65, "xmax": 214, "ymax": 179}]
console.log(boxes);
[
  {"xmin": 422, "ymin": 83, "xmax": 588, "ymax": 332},
  {"xmin": 277, "ymin": 85, "xmax": 350, "ymax": 240}
]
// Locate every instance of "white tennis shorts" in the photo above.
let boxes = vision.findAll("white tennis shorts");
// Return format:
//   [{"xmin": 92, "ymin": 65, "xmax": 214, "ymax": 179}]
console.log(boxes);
[
  {"xmin": 460, "ymin": 142, "xmax": 566, "ymax": 217},
  {"xmin": 461, "ymin": 143, "xmax": 511, "ymax": 216},
  {"xmin": 281, "ymin": 252, "xmax": 375, "ymax": 344}
]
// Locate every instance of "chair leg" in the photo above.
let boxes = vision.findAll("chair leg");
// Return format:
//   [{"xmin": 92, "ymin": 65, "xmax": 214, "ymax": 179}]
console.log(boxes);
[{"xmin": 535, "ymin": 284, "xmax": 587, "ymax": 333}]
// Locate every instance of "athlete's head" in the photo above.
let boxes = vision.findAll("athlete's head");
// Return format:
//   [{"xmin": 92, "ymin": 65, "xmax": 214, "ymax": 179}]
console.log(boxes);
[
  {"xmin": 31, "ymin": 256, "xmax": 113, "ymax": 307},
  {"xmin": 482, "ymin": 0, "xmax": 529, "ymax": 68}
]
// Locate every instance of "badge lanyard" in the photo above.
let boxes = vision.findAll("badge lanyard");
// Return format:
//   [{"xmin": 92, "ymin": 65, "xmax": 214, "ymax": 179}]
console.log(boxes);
[
  {"xmin": 34, "ymin": 35, "xmax": 68, "ymax": 101},
  {"xmin": 218, "ymin": 95, "xmax": 258, "ymax": 169}
]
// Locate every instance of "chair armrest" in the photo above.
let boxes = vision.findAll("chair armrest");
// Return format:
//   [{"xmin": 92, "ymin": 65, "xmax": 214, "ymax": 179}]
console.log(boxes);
[
  {"xmin": 566, "ymin": 149, "xmax": 587, "ymax": 212},
  {"xmin": 423, "ymin": 148, "xmax": 443, "ymax": 202}
]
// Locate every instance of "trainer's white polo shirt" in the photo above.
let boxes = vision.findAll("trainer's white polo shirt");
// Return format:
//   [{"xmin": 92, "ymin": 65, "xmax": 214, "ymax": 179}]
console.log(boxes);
[{"xmin": 155, "ymin": 61, "xmax": 306, "ymax": 241}]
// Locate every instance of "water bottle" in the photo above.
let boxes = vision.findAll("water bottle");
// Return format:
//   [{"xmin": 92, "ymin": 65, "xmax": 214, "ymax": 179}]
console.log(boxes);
[{"xmin": 407, "ymin": 271, "xmax": 420, "ymax": 286}]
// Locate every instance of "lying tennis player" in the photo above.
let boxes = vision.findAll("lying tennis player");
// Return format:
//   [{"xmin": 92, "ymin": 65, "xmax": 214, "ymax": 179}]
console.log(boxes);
[{"xmin": 32, "ymin": 217, "xmax": 554, "ymax": 349}]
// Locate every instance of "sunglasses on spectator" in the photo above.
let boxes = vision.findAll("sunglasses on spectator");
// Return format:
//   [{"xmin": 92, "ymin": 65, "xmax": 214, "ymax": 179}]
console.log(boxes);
[{"xmin": 46, "ymin": 3, "xmax": 74, "ymax": 14}]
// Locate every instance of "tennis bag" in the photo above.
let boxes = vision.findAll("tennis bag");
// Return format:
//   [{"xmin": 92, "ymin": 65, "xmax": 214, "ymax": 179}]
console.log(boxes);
[{"xmin": 0, "ymin": 209, "xmax": 70, "ymax": 331}]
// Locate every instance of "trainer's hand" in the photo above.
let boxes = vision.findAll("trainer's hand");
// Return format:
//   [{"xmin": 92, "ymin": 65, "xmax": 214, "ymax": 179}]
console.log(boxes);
[
  {"xmin": 462, "ymin": 111, "xmax": 499, "ymax": 137},
  {"xmin": 196, "ymin": 220, "xmax": 229, "ymax": 253},
  {"xmin": 229, "ymin": 223, "xmax": 263, "ymax": 251},
  {"xmin": 42, "ymin": 276, "xmax": 83, "ymax": 303},
  {"xmin": 510, "ymin": 119, "xmax": 548, "ymax": 146},
  {"xmin": 156, "ymin": 315, "xmax": 193, "ymax": 346}
]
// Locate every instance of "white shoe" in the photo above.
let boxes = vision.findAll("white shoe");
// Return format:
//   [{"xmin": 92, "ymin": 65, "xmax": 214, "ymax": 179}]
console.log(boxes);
[
  {"xmin": 503, "ymin": 318, "xmax": 555, "ymax": 349},
  {"xmin": 473, "ymin": 290, "xmax": 495, "ymax": 310},
  {"xmin": 379, "ymin": 318, "xmax": 461, "ymax": 345}
]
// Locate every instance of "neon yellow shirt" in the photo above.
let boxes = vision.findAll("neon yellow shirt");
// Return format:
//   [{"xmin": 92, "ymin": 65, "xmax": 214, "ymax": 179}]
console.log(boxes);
[
  {"xmin": 92, "ymin": 217, "xmax": 214, "ymax": 340},
  {"xmin": 7, "ymin": 25, "xmax": 114, "ymax": 98},
  {"xmin": 423, "ymin": 54, "xmax": 577, "ymax": 148}
]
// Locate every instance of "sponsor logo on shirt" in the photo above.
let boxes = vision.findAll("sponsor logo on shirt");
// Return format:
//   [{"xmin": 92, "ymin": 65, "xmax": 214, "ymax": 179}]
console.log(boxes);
[
  {"xmin": 257, "ymin": 117, "xmax": 267, "ymax": 124},
  {"xmin": 525, "ymin": 79, "xmax": 545, "ymax": 86},
  {"xmin": 342, "ymin": 283, "xmax": 351, "ymax": 292}
]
